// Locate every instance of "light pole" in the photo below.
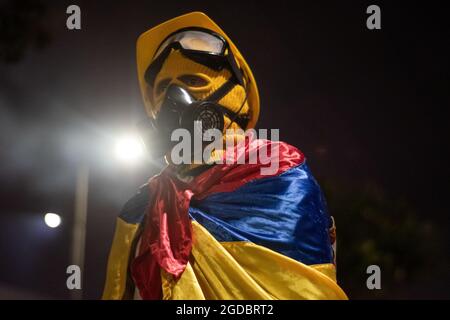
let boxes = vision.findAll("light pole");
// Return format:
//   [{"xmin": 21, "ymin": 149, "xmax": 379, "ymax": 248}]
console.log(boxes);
[
  {"xmin": 71, "ymin": 163, "xmax": 89, "ymax": 300},
  {"xmin": 69, "ymin": 133, "xmax": 144, "ymax": 299}
]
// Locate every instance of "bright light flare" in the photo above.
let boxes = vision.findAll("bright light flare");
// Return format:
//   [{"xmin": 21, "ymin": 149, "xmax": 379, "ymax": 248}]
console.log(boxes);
[
  {"xmin": 114, "ymin": 134, "xmax": 144, "ymax": 164},
  {"xmin": 44, "ymin": 213, "xmax": 61, "ymax": 228}
]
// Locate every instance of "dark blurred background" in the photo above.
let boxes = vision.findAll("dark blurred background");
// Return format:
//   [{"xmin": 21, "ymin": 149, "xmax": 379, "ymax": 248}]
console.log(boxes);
[{"xmin": 0, "ymin": 0, "xmax": 449, "ymax": 299}]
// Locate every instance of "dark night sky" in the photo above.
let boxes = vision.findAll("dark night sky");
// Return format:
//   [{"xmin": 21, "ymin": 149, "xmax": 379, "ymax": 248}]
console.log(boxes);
[{"xmin": 0, "ymin": 0, "xmax": 449, "ymax": 299}]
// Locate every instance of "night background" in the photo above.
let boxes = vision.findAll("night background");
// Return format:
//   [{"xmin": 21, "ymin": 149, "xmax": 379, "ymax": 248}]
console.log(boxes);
[{"xmin": 0, "ymin": 0, "xmax": 449, "ymax": 299}]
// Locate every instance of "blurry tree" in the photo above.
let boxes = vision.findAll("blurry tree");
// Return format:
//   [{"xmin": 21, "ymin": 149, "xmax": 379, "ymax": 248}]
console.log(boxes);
[
  {"xmin": 322, "ymin": 180, "xmax": 446, "ymax": 299},
  {"xmin": 0, "ymin": 0, "xmax": 50, "ymax": 63}
]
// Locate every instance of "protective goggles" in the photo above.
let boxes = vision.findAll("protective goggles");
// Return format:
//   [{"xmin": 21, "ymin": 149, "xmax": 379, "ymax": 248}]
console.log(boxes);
[{"xmin": 144, "ymin": 27, "xmax": 244, "ymax": 88}]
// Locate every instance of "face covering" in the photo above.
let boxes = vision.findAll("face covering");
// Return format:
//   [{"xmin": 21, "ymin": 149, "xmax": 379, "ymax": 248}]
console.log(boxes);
[{"xmin": 139, "ymin": 50, "xmax": 250, "ymax": 159}]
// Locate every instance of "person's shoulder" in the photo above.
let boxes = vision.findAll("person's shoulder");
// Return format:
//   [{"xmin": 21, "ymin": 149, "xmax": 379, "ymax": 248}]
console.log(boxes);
[
  {"xmin": 118, "ymin": 183, "xmax": 149, "ymax": 225},
  {"xmin": 260, "ymin": 139, "xmax": 306, "ymax": 166}
]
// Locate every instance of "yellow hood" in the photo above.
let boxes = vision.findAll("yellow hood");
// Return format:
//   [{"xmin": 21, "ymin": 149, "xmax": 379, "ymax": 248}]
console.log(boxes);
[{"xmin": 136, "ymin": 11, "xmax": 260, "ymax": 129}]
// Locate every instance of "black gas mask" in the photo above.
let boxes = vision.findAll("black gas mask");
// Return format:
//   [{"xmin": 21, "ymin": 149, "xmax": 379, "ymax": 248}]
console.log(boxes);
[
  {"xmin": 137, "ymin": 27, "xmax": 250, "ymax": 159},
  {"xmin": 138, "ymin": 81, "xmax": 249, "ymax": 159}
]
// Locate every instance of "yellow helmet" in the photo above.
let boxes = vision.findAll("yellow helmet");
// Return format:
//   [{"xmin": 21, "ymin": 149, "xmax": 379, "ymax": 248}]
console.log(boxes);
[{"xmin": 136, "ymin": 12, "xmax": 260, "ymax": 129}]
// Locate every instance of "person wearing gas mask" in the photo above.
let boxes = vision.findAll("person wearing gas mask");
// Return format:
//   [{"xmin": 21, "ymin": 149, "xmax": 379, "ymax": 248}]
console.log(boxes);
[{"xmin": 102, "ymin": 12, "xmax": 347, "ymax": 300}]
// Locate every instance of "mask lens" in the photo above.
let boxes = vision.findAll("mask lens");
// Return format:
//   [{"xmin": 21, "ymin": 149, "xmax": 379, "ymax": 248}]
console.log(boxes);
[
  {"xmin": 154, "ymin": 30, "xmax": 225, "ymax": 60},
  {"xmin": 178, "ymin": 31, "xmax": 224, "ymax": 53},
  {"xmin": 146, "ymin": 29, "xmax": 230, "ymax": 87}
]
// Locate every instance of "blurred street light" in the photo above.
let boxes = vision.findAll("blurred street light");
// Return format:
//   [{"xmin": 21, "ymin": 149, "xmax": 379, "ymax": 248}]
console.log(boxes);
[
  {"xmin": 114, "ymin": 134, "xmax": 144, "ymax": 164},
  {"xmin": 44, "ymin": 213, "xmax": 61, "ymax": 228}
]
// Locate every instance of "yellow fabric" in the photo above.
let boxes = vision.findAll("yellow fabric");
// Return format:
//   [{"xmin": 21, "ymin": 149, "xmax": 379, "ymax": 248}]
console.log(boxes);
[
  {"xmin": 161, "ymin": 262, "xmax": 205, "ymax": 300},
  {"xmin": 161, "ymin": 221, "xmax": 348, "ymax": 300},
  {"xmin": 102, "ymin": 218, "xmax": 139, "ymax": 300},
  {"xmin": 310, "ymin": 263, "xmax": 338, "ymax": 282},
  {"xmin": 152, "ymin": 50, "xmax": 249, "ymax": 132},
  {"xmin": 136, "ymin": 12, "xmax": 260, "ymax": 129}
]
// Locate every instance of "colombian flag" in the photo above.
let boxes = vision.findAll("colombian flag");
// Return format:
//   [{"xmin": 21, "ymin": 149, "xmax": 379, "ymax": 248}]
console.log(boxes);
[{"xmin": 102, "ymin": 138, "xmax": 348, "ymax": 300}]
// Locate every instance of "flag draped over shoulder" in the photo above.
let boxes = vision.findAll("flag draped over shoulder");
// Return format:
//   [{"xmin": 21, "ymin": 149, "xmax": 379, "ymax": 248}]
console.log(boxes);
[{"xmin": 102, "ymin": 138, "xmax": 348, "ymax": 300}]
